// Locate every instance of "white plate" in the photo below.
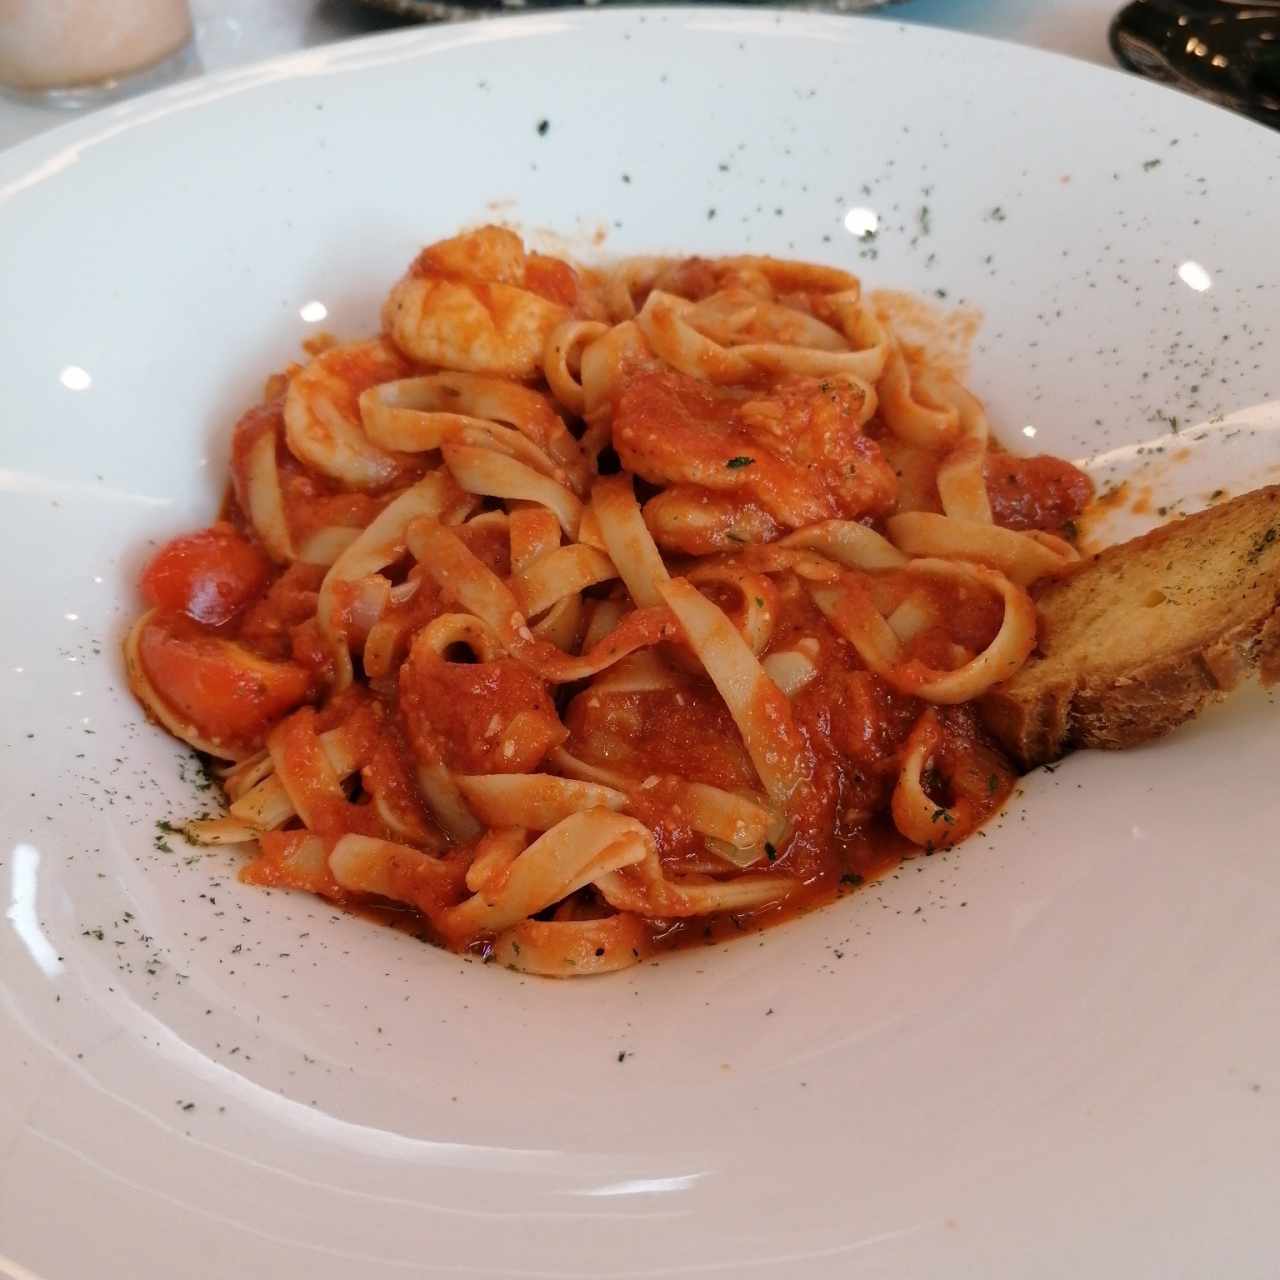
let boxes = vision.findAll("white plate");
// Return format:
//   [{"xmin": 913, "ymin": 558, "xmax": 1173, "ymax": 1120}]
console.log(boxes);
[{"xmin": 1, "ymin": 11, "xmax": 1278, "ymax": 1278}]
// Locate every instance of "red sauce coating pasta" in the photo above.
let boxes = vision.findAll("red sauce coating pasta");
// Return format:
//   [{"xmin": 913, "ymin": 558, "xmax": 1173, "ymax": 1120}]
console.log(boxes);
[{"xmin": 126, "ymin": 228, "xmax": 1094, "ymax": 977}]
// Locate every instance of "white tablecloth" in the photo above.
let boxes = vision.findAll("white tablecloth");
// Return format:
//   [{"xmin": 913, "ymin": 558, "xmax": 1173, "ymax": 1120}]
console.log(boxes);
[{"xmin": 0, "ymin": 0, "xmax": 1125, "ymax": 153}]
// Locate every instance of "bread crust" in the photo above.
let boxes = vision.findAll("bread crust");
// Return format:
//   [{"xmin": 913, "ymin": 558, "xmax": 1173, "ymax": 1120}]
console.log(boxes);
[{"xmin": 981, "ymin": 485, "xmax": 1280, "ymax": 768}]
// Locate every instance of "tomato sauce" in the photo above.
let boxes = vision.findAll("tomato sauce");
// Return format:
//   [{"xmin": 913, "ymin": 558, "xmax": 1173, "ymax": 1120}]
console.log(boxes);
[
  {"xmin": 400, "ymin": 650, "xmax": 566, "ymax": 774},
  {"xmin": 137, "ymin": 612, "xmax": 313, "ymax": 754},
  {"xmin": 236, "ymin": 563, "xmax": 324, "ymax": 660},
  {"xmin": 985, "ymin": 451, "xmax": 1093, "ymax": 533}
]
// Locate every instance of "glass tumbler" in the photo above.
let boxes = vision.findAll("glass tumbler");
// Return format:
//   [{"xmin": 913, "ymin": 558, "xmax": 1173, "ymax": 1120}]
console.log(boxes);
[{"xmin": 0, "ymin": 0, "xmax": 194, "ymax": 107}]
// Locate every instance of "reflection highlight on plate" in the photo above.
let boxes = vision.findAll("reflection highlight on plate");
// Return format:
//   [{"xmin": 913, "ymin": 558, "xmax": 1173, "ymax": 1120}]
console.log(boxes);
[
  {"xmin": 299, "ymin": 300, "xmax": 328, "ymax": 323},
  {"xmin": 843, "ymin": 206, "xmax": 879, "ymax": 237},
  {"xmin": 573, "ymin": 1172, "xmax": 709, "ymax": 1198},
  {"xmin": 59, "ymin": 364, "xmax": 92, "ymax": 391},
  {"xmin": 0, "ymin": 1255, "xmax": 52, "ymax": 1280},
  {"xmin": 129, "ymin": 1011, "xmax": 710, "ymax": 1215},
  {"xmin": 1177, "ymin": 259, "xmax": 1212, "ymax": 292},
  {"xmin": 7, "ymin": 843, "xmax": 63, "ymax": 979}
]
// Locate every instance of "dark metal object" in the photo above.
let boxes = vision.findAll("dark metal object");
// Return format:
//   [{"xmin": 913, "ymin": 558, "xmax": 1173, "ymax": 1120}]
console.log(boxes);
[{"xmin": 1110, "ymin": 1, "xmax": 1280, "ymax": 128}]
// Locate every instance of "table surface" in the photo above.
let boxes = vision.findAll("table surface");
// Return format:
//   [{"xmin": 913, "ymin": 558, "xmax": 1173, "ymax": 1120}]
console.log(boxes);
[{"xmin": 0, "ymin": 0, "xmax": 1124, "ymax": 153}]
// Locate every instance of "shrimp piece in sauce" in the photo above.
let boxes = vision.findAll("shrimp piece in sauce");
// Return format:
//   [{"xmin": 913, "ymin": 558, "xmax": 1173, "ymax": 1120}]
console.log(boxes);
[
  {"xmin": 382, "ymin": 226, "xmax": 579, "ymax": 381},
  {"xmin": 283, "ymin": 338, "xmax": 415, "ymax": 490},
  {"xmin": 614, "ymin": 367, "xmax": 896, "ymax": 548}
]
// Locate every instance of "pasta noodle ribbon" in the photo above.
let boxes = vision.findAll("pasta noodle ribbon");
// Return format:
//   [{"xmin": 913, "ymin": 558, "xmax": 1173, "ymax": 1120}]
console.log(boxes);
[
  {"xmin": 238, "ymin": 418, "xmax": 294, "ymax": 561},
  {"xmin": 443, "ymin": 444, "xmax": 583, "ymax": 538},
  {"xmin": 510, "ymin": 544, "xmax": 618, "ymax": 618},
  {"xmin": 875, "ymin": 334, "xmax": 961, "ymax": 450},
  {"xmin": 509, "ymin": 506, "xmax": 562, "ymax": 573},
  {"xmin": 188, "ymin": 704, "xmax": 379, "ymax": 843},
  {"xmin": 595, "ymin": 844, "xmax": 795, "ymax": 918},
  {"xmin": 933, "ymin": 380, "xmax": 994, "ymax": 524},
  {"xmin": 887, "ymin": 512, "xmax": 1079, "ymax": 585},
  {"xmin": 779, "ymin": 520, "xmax": 909, "ymax": 572},
  {"xmin": 591, "ymin": 473, "xmax": 671, "ymax": 608},
  {"xmin": 296, "ymin": 526, "xmax": 361, "ymax": 567},
  {"xmin": 603, "ymin": 256, "xmax": 671, "ymax": 321},
  {"xmin": 407, "ymin": 518, "xmax": 678, "ymax": 683},
  {"xmin": 542, "ymin": 319, "xmax": 610, "ymax": 418},
  {"xmin": 638, "ymin": 289, "xmax": 880, "ymax": 387},
  {"xmin": 628, "ymin": 252, "xmax": 890, "ymax": 386},
  {"xmin": 267, "ymin": 708, "xmax": 359, "ymax": 835},
  {"xmin": 317, "ymin": 470, "xmax": 473, "ymax": 689},
  {"xmin": 465, "ymin": 828, "xmax": 529, "ymax": 894},
  {"xmin": 577, "ymin": 318, "xmax": 650, "ymax": 434},
  {"xmin": 455, "ymin": 774, "xmax": 628, "ymax": 831},
  {"xmin": 551, "ymin": 746, "xmax": 776, "ymax": 864},
  {"xmin": 658, "ymin": 577, "xmax": 809, "ymax": 806},
  {"xmin": 361, "ymin": 372, "xmax": 588, "ymax": 493},
  {"xmin": 809, "ymin": 559, "xmax": 1037, "ymax": 703},
  {"xmin": 685, "ymin": 563, "xmax": 778, "ymax": 657},
  {"xmin": 440, "ymin": 810, "xmax": 652, "ymax": 942},
  {"xmin": 761, "ymin": 636, "xmax": 822, "ymax": 698},
  {"xmin": 328, "ymin": 834, "xmax": 466, "ymax": 920}
]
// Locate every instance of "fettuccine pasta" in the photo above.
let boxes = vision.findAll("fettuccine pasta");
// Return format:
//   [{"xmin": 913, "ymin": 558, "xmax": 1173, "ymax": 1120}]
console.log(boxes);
[{"xmin": 126, "ymin": 226, "xmax": 1093, "ymax": 976}]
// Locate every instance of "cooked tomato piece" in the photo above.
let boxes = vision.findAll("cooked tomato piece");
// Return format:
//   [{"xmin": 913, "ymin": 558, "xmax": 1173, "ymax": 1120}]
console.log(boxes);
[
  {"xmin": 985, "ymin": 452, "xmax": 1093, "ymax": 534},
  {"xmin": 141, "ymin": 524, "xmax": 271, "ymax": 626},
  {"xmin": 400, "ymin": 652, "xmax": 566, "ymax": 774},
  {"xmin": 139, "ymin": 612, "xmax": 312, "ymax": 751}
]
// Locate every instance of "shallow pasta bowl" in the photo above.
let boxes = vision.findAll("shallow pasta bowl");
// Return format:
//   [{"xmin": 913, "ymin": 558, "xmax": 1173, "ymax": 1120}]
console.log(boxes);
[{"xmin": 1, "ymin": 9, "xmax": 1279, "ymax": 1278}]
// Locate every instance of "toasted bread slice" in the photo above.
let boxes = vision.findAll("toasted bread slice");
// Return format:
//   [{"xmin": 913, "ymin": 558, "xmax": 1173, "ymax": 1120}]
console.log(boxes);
[{"xmin": 981, "ymin": 484, "xmax": 1280, "ymax": 768}]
